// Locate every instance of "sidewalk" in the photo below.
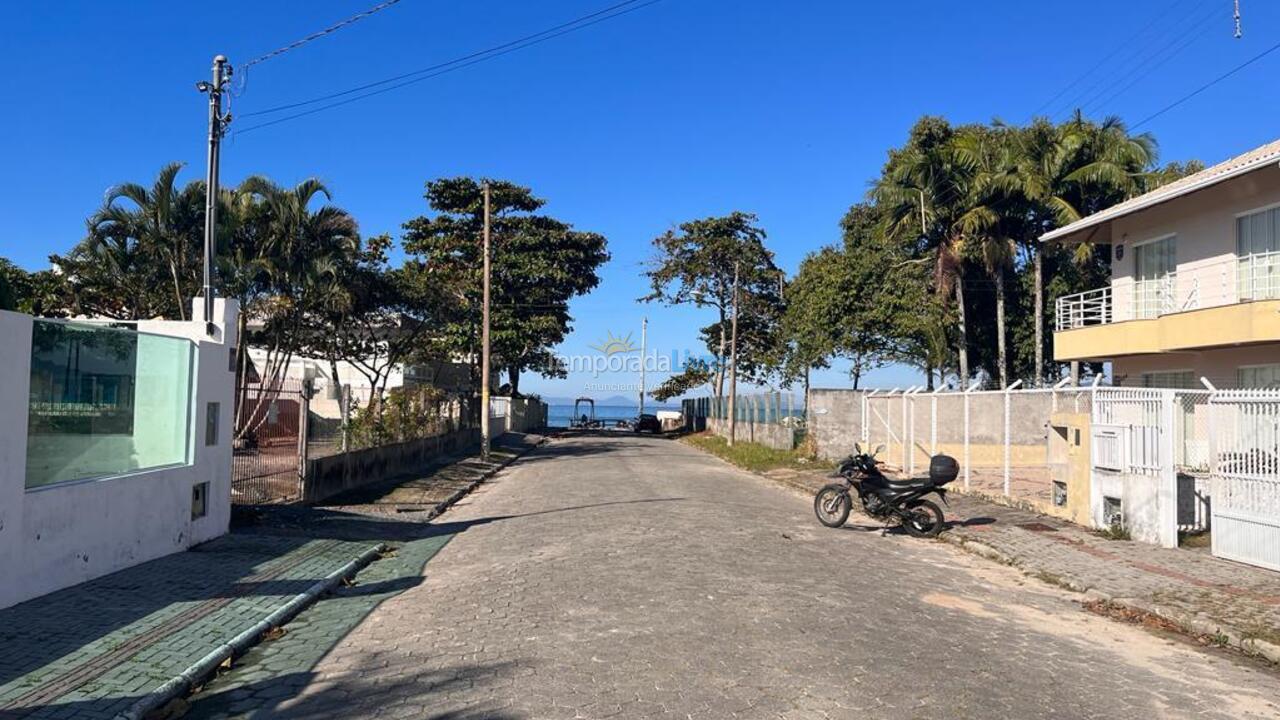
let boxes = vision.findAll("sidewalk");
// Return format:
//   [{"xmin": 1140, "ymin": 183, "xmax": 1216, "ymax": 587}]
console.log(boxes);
[
  {"xmin": 0, "ymin": 433, "xmax": 544, "ymax": 720},
  {"xmin": 763, "ymin": 466, "xmax": 1280, "ymax": 665}
]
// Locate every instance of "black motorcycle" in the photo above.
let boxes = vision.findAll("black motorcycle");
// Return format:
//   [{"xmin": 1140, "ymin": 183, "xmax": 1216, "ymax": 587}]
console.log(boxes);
[{"xmin": 813, "ymin": 443, "xmax": 958, "ymax": 537}]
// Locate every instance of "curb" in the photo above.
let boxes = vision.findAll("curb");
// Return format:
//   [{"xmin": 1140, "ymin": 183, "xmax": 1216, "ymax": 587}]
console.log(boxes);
[
  {"xmin": 678, "ymin": 439, "xmax": 1280, "ymax": 668},
  {"xmin": 114, "ymin": 542, "xmax": 387, "ymax": 720},
  {"xmin": 936, "ymin": 530, "xmax": 1280, "ymax": 666},
  {"xmin": 417, "ymin": 434, "xmax": 548, "ymax": 522}
]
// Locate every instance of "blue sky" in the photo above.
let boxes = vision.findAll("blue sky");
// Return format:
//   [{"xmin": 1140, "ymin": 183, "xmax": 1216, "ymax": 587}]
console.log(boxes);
[{"xmin": 3, "ymin": 1, "xmax": 1278, "ymax": 400}]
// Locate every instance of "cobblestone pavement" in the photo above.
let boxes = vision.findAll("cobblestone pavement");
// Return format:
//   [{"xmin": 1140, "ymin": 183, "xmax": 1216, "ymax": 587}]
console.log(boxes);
[
  {"xmin": 183, "ymin": 433, "xmax": 1280, "ymax": 719},
  {"xmin": 0, "ymin": 533, "xmax": 378, "ymax": 720},
  {"xmin": 764, "ymin": 465, "xmax": 1280, "ymax": 656}
]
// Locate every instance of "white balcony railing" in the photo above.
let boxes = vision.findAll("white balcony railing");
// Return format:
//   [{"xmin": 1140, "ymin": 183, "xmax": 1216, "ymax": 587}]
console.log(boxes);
[
  {"xmin": 1055, "ymin": 286, "xmax": 1111, "ymax": 330},
  {"xmin": 1055, "ymin": 250, "xmax": 1280, "ymax": 331}
]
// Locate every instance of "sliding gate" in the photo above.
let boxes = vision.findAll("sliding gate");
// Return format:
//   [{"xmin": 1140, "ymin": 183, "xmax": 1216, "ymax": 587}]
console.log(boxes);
[{"xmin": 1209, "ymin": 390, "xmax": 1280, "ymax": 571}]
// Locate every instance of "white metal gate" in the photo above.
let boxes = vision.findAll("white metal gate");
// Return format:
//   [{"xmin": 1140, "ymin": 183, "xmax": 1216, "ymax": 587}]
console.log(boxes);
[
  {"xmin": 1090, "ymin": 388, "xmax": 1177, "ymax": 547},
  {"xmin": 1209, "ymin": 389, "xmax": 1280, "ymax": 571}
]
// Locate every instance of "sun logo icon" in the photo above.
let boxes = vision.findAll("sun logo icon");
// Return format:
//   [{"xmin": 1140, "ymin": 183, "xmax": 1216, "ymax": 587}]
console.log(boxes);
[{"xmin": 590, "ymin": 330, "xmax": 640, "ymax": 356}]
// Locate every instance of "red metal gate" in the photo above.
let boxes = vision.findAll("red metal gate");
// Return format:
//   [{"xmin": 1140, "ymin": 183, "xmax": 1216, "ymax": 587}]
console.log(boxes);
[{"xmin": 232, "ymin": 380, "xmax": 306, "ymax": 504}]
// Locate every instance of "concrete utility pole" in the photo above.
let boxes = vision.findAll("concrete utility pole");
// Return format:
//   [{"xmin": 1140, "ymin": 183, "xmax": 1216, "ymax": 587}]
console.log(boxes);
[
  {"xmin": 727, "ymin": 261, "xmax": 740, "ymax": 446},
  {"xmin": 480, "ymin": 183, "xmax": 493, "ymax": 460},
  {"xmin": 638, "ymin": 317, "xmax": 647, "ymax": 416},
  {"xmin": 197, "ymin": 55, "xmax": 231, "ymax": 333}
]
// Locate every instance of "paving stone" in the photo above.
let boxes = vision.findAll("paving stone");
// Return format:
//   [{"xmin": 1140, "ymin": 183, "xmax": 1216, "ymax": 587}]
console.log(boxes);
[
  {"xmin": 183, "ymin": 434, "xmax": 1280, "ymax": 719},
  {"xmin": 0, "ymin": 524, "xmax": 379, "ymax": 718}
]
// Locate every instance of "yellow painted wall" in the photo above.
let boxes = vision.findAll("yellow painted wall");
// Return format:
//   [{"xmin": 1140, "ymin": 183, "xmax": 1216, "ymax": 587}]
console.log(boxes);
[
  {"xmin": 1051, "ymin": 412, "xmax": 1093, "ymax": 526},
  {"xmin": 1054, "ymin": 299, "xmax": 1280, "ymax": 362}
]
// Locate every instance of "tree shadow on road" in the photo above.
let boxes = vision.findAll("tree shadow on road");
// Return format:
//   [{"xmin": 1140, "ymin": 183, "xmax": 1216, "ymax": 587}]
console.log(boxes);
[{"xmin": 188, "ymin": 659, "xmax": 526, "ymax": 719}]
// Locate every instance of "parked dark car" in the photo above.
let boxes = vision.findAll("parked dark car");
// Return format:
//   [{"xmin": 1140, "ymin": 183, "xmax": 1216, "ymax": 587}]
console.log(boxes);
[{"xmin": 634, "ymin": 414, "xmax": 661, "ymax": 433}]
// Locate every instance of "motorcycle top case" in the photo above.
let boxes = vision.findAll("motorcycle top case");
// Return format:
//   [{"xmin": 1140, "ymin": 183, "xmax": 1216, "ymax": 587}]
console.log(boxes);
[{"xmin": 928, "ymin": 454, "xmax": 960, "ymax": 484}]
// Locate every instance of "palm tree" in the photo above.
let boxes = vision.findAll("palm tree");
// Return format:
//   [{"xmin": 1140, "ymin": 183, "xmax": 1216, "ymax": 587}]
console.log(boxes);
[
  {"xmin": 1000, "ymin": 114, "xmax": 1155, "ymax": 383},
  {"xmin": 224, "ymin": 177, "xmax": 359, "ymax": 441},
  {"xmin": 71, "ymin": 163, "xmax": 205, "ymax": 320},
  {"xmin": 954, "ymin": 126, "xmax": 1023, "ymax": 387},
  {"xmin": 876, "ymin": 117, "xmax": 983, "ymax": 385}
]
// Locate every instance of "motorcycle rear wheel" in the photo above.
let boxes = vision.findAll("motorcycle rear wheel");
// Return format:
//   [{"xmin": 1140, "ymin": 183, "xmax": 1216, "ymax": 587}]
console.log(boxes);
[
  {"xmin": 814, "ymin": 484, "xmax": 851, "ymax": 528},
  {"xmin": 901, "ymin": 499, "xmax": 944, "ymax": 538}
]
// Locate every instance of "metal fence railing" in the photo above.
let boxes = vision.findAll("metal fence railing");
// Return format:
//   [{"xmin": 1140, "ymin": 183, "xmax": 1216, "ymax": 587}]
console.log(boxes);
[
  {"xmin": 704, "ymin": 392, "xmax": 804, "ymax": 425},
  {"xmin": 233, "ymin": 378, "xmax": 307, "ymax": 504}
]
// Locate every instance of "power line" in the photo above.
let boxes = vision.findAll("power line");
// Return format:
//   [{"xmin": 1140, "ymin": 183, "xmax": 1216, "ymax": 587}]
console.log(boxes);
[
  {"xmin": 1029, "ymin": 0, "xmax": 1194, "ymax": 120},
  {"xmin": 242, "ymin": 0, "xmax": 646, "ymax": 118},
  {"xmin": 1079, "ymin": 3, "xmax": 1219, "ymax": 118},
  {"xmin": 235, "ymin": 0, "xmax": 661, "ymax": 135},
  {"xmin": 241, "ymin": 0, "xmax": 406, "ymax": 69},
  {"xmin": 1056, "ymin": 1, "xmax": 1216, "ymax": 121},
  {"xmin": 1132, "ymin": 36, "xmax": 1280, "ymax": 130}
]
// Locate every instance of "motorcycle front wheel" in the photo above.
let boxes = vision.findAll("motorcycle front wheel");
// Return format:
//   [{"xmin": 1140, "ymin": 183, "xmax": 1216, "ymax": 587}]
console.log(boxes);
[
  {"xmin": 814, "ymin": 484, "xmax": 851, "ymax": 528},
  {"xmin": 901, "ymin": 499, "xmax": 944, "ymax": 538}
]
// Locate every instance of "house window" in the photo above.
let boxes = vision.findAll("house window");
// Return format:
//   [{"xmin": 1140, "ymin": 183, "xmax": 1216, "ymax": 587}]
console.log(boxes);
[
  {"xmin": 1134, "ymin": 236, "xmax": 1176, "ymax": 319},
  {"xmin": 1141, "ymin": 371, "xmax": 1196, "ymax": 389},
  {"xmin": 1238, "ymin": 364, "xmax": 1280, "ymax": 389},
  {"xmin": 1237, "ymin": 208, "xmax": 1280, "ymax": 300}
]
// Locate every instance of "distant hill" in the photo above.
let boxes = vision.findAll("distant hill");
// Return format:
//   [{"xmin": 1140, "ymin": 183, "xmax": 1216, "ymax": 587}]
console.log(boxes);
[
  {"xmin": 540, "ymin": 394, "xmax": 635, "ymax": 406},
  {"xmin": 540, "ymin": 394, "xmax": 679, "ymax": 408}
]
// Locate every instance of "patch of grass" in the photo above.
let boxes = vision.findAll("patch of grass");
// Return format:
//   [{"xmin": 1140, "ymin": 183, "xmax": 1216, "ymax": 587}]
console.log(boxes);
[
  {"xmin": 1095, "ymin": 524, "xmax": 1132, "ymax": 541},
  {"xmin": 1178, "ymin": 531, "xmax": 1212, "ymax": 549},
  {"xmin": 681, "ymin": 432, "xmax": 831, "ymax": 473}
]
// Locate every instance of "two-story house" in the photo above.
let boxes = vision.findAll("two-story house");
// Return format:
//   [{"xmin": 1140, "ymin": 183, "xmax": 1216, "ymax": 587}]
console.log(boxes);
[{"xmin": 1046, "ymin": 139, "xmax": 1280, "ymax": 389}]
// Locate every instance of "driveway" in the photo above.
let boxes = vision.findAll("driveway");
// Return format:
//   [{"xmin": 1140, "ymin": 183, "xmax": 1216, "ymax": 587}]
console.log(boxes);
[{"xmin": 188, "ymin": 433, "xmax": 1280, "ymax": 719}]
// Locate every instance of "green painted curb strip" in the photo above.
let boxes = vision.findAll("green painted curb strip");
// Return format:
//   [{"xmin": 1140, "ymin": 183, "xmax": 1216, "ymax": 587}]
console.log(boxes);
[{"xmin": 112, "ymin": 542, "xmax": 387, "ymax": 720}]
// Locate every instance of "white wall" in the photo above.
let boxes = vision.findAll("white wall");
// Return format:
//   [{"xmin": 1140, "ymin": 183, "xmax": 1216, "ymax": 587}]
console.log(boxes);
[
  {"xmin": 1109, "ymin": 166, "xmax": 1280, "ymax": 320},
  {"xmin": 0, "ymin": 298, "xmax": 238, "ymax": 610}
]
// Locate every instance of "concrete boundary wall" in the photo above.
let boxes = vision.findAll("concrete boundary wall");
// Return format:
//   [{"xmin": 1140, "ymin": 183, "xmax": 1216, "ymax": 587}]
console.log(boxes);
[
  {"xmin": 0, "ymin": 298, "xmax": 238, "ymax": 610},
  {"xmin": 705, "ymin": 416, "xmax": 796, "ymax": 450},
  {"xmin": 304, "ymin": 427, "xmax": 482, "ymax": 504},
  {"xmin": 491, "ymin": 397, "xmax": 547, "ymax": 435}
]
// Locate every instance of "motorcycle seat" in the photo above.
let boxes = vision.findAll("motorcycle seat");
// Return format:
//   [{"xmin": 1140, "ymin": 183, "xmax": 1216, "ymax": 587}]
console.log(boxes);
[{"xmin": 884, "ymin": 478, "xmax": 933, "ymax": 491}]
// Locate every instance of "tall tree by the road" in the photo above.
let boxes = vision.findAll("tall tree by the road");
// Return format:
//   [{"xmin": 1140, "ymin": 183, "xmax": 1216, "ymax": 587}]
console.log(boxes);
[
  {"xmin": 221, "ymin": 176, "xmax": 361, "ymax": 393},
  {"xmin": 222, "ymin": 176, "xmax": 361, "ymax": 441},
  {"xmin": 401, "ymin": 177, "xmax": 609, "ymax": 396},
  {"xmin": 53, "ymin": 163, "xmax": 206, "ymax": 320},
  {"xmin": 782, "ymin": 205, "xmax": 893, "ymax": 395},
  {"xmin": 642, "ymin": 212, "xmax": 783, "ymax": 395},
  {"xmin": 953, "ymin": 125, "xmax": 1019, "ymax": 388},
  {"xmin": 875, "ymin": 117, "xmax": 979, "ymax": 385},
  {"xmin": 999, "ymin": 114, "xmax": 1156, "ymax": 383}
]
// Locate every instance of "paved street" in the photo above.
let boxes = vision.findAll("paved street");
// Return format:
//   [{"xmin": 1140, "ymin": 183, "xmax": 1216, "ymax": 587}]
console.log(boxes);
[{"xmin": 189, "ymin": 434, "xmax": 1280, "ymax": 719}]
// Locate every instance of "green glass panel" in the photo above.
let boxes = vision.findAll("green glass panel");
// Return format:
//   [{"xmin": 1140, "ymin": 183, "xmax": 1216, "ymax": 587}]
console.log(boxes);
[{"xmin": 25, "ymin": 320, "xmax": 194, "ymax": 489}]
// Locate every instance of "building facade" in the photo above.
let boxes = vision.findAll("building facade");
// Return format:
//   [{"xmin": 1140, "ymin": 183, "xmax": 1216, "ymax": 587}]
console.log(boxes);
[{"xmin": 1048, "ymin": 139, "xmax": 1280, "ymax": 389}]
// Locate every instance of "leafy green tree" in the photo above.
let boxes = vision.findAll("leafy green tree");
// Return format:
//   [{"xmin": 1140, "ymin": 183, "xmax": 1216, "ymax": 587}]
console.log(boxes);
[
  {"xmin": 875, "ymin": 117, "xmax": 987, "ymax": 384},
  {"xmin": 953, "ymin": 125, "xmax": 1021, "ymax": 386},
  {"xmin": 300, "ymin": 234, "xmax": 454, "ymax": 401},
  {"xmin": 53, "ymin": 163, "xmax": 206, "ymax": 320},
  {"xmin": 782, "ymin": 205, "xmax": 895, "ymax": 393},
  {"xmin": 642, "ymin": 212, "xmax": 783, "ymax": 394},
  {"xmin": 0, "ymin": 259, "xmax": 61, "ymax": 315},
  {"xmin": 650, "ymin": 358, "xmax": 715, "ymax": 402},
  {"xmin": 402, "ymin": 177, "xmax": 609, "ymax": 395},
  {"xmin": 225, "ymin": 176, "xmax": 360, "ymax": 391},
  {"xmin": 998, "ymin": 115, "xmax": 1156, "ymax": 382},
  {"xmin": 0, "ymin": 259, "xmax": 19, "ymax": 311}
]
